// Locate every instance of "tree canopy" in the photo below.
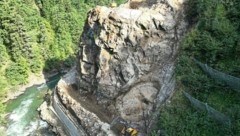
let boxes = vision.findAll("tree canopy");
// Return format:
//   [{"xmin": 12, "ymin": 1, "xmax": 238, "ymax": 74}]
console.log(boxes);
[{"xmin": 0, "ymin": 0, "xmax": 124, "ymax": 123}]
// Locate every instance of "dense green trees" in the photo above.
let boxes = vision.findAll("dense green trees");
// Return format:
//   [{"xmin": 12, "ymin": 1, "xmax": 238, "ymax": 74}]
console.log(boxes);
[
  {"xmin": 157, "ymin": 0, "xmax": 240, "ymax": 135},
  {"xmin": 178, "ymin": 0, "xmax": 240, "ymax": 90},
  {"xmin": 0, "ymin": 0, "xmax": 124, "ymax": 123}
]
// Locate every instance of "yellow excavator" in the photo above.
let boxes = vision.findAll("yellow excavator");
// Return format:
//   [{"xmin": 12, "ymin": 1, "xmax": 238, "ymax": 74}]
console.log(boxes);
[
  {"xmin": 121, "ymin": 127, "xmax": 138, "ymax": 136},
  {"xmin": 110, "ymin": 117, "xmax": 138, "ymax": 136}
]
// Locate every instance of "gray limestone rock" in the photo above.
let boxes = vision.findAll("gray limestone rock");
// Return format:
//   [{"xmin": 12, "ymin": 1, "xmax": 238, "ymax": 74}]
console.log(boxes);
[
  {"xmin": 41, "ymin": 0, "xmax": 187, "ymax": 135},
  {"xmin": 75, "ymin": 0, "xmax": 187, "ymax": 134}
]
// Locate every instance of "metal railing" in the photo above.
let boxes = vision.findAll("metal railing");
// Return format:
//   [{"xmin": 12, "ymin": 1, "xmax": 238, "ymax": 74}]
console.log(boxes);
[{"xmin": 52, "ymin": 90, "xmax": 87, "ymax": 136}]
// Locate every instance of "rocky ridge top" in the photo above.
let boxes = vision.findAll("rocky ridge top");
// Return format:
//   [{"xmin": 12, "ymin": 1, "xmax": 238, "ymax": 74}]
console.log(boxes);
[{"xmin": 40, "ymin": 0, "xmax": 187, "ymax": 135}]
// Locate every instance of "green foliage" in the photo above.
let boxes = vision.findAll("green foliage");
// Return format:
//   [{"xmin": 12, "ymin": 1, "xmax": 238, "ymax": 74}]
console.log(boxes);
[
  {"xmin": 0, "ymin": 0, "xmax": 124, "ymax": 87},
  {"xmin": 5, "ymin": 59, "xmax": 29, "ymax": 86},
  {"xmin": 157, "ymin": 0, "xmax": 240, "ymax": 135},
  {"xmin": 177, "ymin": 0, "xmax": 240, "ymax": 92},
  {"xmin": 0, "ymin": 39, "xmax": 9, "ymax": 67},
  {"xmin": 0, "ymin": 0, "xmax": 126, "ymax": 125},
  {"xmin": 184, "ymin": 91, "xmax": 231, "ymax": 126},
  {"xmin": 0, "ymin": 102, "xmax": 6, "ymax": 124},
  {"xmin": 195, "ymin": 59, "xmax": 240, "ymax": 92},
  {"xmin": 0, "ymin": 72, "xmax": 7, "ymax": 124},
  {"xmin": 157, "ymin": 90, "xmax": 237, "ymax": 136}
]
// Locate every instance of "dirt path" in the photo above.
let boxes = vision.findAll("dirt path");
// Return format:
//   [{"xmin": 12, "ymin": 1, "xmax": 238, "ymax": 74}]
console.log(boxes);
[{"xmin": 63, "ymin": 85, "xmax": 113, "ymax": 123}]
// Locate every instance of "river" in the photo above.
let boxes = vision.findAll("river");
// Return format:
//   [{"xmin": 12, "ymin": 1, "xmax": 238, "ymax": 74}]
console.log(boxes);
[{"xmin": 5, "ymin": 74, "xmax": 61, "ymax": 136}]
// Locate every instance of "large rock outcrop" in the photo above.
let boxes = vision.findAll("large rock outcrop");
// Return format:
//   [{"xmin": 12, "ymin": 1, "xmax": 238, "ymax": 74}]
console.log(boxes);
[
  {"xmin": 40, "ymin": 0, "xmax": 187, "ymax": 135},
  {"xmin": 76, "ymin": 0, "xmax": 186, "ymax": 133}
]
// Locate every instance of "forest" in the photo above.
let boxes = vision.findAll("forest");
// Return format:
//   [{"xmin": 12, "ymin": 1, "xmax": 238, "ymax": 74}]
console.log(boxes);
[
  {"xmin": 156, "ymin": 0, "xmax": 240, "ymax": 135},
  {"xmin": 0, "ymin": 0, "xmax": 240, "ymax": 135},
  {"xmin": 0, "ymin": 0, "xmax": 124, "ymax": 123}
]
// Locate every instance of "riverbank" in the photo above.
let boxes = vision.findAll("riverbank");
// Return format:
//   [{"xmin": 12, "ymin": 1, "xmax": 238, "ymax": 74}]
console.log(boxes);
[
  {"xmin": 0, "ymin": 72, "xmax": 50, "ymax": 136},
  {"xmin": 3, "ymin": 70, "xmax": 62, "ymax": 103},
  {"xmin": 3, "ymin": 71, "xmax": 65, "ymax": 136},
  {"xmin": 3, "ymin": 73, "xmax": 45, "ymax": 103}
]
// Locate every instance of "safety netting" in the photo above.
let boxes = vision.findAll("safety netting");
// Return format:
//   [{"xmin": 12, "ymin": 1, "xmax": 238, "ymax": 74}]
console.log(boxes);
[
  {"xmin": 194, "ymin": 59, "xmax": 240, "ymax": 92},
  {"xmin": 184, "ymin": 92, "xmax": 231, "ymax": 126}
]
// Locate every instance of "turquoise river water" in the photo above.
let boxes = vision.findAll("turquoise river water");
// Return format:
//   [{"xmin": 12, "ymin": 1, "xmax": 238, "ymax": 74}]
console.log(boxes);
[{"xmin": 5, "ymin": 74, "xmax": 61, "ymax": 136}]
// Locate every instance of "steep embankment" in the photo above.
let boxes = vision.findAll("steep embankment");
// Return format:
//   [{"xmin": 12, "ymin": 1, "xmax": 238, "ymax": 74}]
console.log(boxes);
[{"xmin": 40, "ymin": 0, "xmax": 187, "ymax": 135}]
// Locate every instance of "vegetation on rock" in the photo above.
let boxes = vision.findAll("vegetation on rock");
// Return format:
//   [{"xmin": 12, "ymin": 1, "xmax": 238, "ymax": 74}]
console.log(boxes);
[{"xmin": 156, "ymin": 0, "xmax": 240, "ymax": 135}]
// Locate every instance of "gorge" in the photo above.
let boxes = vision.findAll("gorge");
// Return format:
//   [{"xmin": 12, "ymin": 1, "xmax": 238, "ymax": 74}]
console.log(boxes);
[
  {"xmin": 3, "ymin": 0, "xmax": 240, "ymax": 135},
  {"xmin": 39, "ymin": 0, "xmax": 187, "ymax": 135}
]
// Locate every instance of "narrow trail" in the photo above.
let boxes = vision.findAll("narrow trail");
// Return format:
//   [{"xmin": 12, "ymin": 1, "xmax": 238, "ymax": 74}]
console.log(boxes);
[{"xmin": 64, "ymin": 85, "xmax": 114, "ymax": 123}]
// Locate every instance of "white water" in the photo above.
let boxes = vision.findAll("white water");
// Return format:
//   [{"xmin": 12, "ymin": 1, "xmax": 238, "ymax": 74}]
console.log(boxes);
[
  {"xmin": 37, "ymin": 83, "xmax": 48, "ymax": 90},
  {"xmin": 37, "ymin": 79, "xmax": 59, "ymax": 91},
  {"xmin": 7, "ymin": 99, "xmax": 33, "ymax": 135},
  {"xmin": 6, "ymin": 90, "xmax": 53, "ymax": 136},
  {"xmin": 6, "ymin": 75, "xmax": 61, "ymax": 136},
  {"xmin": 22, "ymin": 120, "xmax": 49, "ymax": 136}
]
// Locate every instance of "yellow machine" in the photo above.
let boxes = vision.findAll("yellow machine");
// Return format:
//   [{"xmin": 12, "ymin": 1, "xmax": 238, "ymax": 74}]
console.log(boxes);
[
  {"xmin": 111, "ymin": 117, "xmax": 138, "ymax": 136},
  {"xmin": 110, "ymin": 1, "xmax": 117, "ymax": 8},
  {"xmin": 122, "ymin": 127, "xmax": 138, "ymax": 136}
]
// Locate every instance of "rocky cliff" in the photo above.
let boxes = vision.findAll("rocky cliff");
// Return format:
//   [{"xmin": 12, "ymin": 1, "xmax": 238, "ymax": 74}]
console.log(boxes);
[{"xmin": 39, "ymin": 0, "xmax": 187, "ymax": 135}]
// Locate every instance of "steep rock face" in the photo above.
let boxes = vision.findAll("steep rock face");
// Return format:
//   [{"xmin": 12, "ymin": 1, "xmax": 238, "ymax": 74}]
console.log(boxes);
[
  {"xmin": 75, "ymin": 0, "xmax": 187, "ymax": 134},
  {"xmin": 41, "ymin": 0, "xmax": 187, "ymax": 135},
  {"xmin": 73, "ymin": 0, "xmax": 186, "ymax": 134}
]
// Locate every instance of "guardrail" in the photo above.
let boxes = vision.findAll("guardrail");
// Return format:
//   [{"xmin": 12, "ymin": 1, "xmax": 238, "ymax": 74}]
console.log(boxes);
[{"xmin": 52, "ymin": 90, "xmax": 87, "ymax": 136}]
